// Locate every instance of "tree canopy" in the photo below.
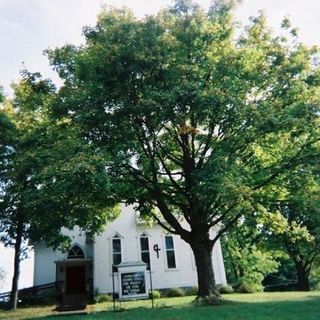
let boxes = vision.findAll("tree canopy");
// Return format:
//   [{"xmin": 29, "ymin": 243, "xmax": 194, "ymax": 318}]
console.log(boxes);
[
  {"xmin": 44, "ymin": 0, "xmax": 320, "ymax": 298},
  {"xmin": 257, "ymin": 161, "xmax": 320, "ymax": 290},
  {"xmin": 0, "ymin": 72, "xmax": 119, "ymax": 309},
  {"xmin": 222, "ymin": 218, "xmax": 280, "ymax": 293}
]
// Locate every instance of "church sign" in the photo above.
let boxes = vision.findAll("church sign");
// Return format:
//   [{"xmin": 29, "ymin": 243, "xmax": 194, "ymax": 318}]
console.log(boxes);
[
  {"xmin": 121, "ymin": 272, "xmax": 146, "ymax": 296},
  {"xmin": 117, "ymin": 261, "xmax": 149, "ymax": 300}
]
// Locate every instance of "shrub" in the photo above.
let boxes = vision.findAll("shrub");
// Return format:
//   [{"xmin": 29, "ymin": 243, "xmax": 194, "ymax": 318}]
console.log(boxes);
[
  {"xmin": 311, "ymin": 281, "xmax": 320, "ymax": 291},
  {"xmin": 238, "ymin": 283, "xmax": 263, "ymax": 293},
  {"xmin": 149, "ymin": 290, "xmax": 161, "ymax": 299},
  {"xmin": 237, "ymin": 272, "xmax": 264, "ymax": 293},
  {"xmin": 217, "ymin": 284, "xmax": 234, "ymax": 294},
  {"xmin": 185, "ymin": 286, "xmax": 198, "ymax": 296},
  {"xmin": 165, "ymin": 287, "xmax": 185, "ymax": 297},
  {"xmin": 310, "ymin": 267, "xmax": 320, "ymax": 291},
  {"xmin": 94, "ymin": 294, "xmax": 112, "ymax": 303}
]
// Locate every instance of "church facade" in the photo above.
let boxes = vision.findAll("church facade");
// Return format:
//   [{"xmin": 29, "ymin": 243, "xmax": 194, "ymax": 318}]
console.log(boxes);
[{"xmin": 33, "ymin": 205, "xmax": 226, "ymax": 302}]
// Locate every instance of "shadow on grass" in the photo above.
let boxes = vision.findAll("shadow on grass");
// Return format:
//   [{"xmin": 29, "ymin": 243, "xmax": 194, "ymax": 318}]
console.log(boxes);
[{"xmin": 30, "ymin": 295, "xmax": 320, "ymax": 320}]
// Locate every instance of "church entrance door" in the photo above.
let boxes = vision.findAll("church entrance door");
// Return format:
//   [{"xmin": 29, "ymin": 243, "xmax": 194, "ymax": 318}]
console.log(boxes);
[{"xmin": 66, "ymin": 265, "xmax": 86, "ymax": 294}]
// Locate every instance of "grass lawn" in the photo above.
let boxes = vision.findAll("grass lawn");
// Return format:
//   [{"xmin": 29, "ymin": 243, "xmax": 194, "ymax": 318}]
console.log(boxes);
[{"xmin": 1, "ymin": 291, "xmax": 319, "ymax": 320}]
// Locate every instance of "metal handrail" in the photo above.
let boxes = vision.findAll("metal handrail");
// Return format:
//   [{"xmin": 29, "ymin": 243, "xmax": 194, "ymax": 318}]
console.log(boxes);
[{"xmin": 0, "ymin": 282, "xmax": 56, "ymax": 301}]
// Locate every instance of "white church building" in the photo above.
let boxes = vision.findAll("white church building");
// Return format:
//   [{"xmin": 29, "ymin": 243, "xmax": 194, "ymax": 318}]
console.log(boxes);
[{"xmin": 33, "ymin": 205, "xmax": 226, "ymax": 304}]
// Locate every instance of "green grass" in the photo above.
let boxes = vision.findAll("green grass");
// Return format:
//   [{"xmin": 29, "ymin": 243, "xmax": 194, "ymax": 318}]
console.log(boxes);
[{"xmin": 1, "ymin": 291, "xmax": 319, "ymax": 320}]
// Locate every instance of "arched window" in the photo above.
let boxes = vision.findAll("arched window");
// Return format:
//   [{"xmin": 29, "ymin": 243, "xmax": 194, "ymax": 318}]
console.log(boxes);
[
  {"xmin": 112, "ymin": 234, "xmax": 122, "ymax": 265},
  {"xmin": 67, "ymin": 245, "xmax": 85, "ymax": 259}
]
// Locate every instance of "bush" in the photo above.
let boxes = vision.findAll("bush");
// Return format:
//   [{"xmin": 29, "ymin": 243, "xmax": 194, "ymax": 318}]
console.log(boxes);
[
  {"xmin": 149, "ymin": 290, "xmax": 161, "ymax": 299},
  {"xmin": 311, "ymin": 281, "xmax": 320, "ymax": 291},
  {"xmin": 310, "ymin": 267, "xmax": 320, "ymax": 291},
  {"xmin": 237, "ymin": 272, "xmax": 264, "ymax": 293},
  {"xmin": 165, "ymin": 287, "xmax": 185, "ymax": 297},
  {"xmin": 217, "ymin": 284, "xmax": 234, "ymax": 294},
  {"xmin": 94, "ymin": 294, "xmax": 112, "ymax": 303},
  {"xmin": 185, "ymin": 286, "xmax": 198, "ymax": 296},
  {"xmin": 238, "ymin": 283, "xmax": 263, "ymax": 293}
]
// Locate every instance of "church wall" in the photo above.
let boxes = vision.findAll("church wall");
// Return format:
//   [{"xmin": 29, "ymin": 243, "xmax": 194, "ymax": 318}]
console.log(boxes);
[
  {"xmin": 93, "ymin": 204, "xmax": 226, "ymax": 294},
  {"xmin": 33, "ymin": 205, "xmax": 227, "ymax": 292},
  {"xmin": 33, "ymin": 227, "xmax": 91, "ymax": 286}
]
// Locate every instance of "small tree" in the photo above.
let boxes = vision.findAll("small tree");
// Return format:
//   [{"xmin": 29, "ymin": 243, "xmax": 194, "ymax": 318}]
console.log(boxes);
[
  {"xmin": 258, "ymin": 163, "xmax": 320, "ymax": 291},
  {"xmin": 222, "ymin": 221, "xmax": 279, "ymax": 292},
  {"xmin": 0, "ymin": 72, "xmax": 118, "ymax": 310},
  {"xmin": 46, "ymin": 0, "xmax": 320, "ymax": 298}
]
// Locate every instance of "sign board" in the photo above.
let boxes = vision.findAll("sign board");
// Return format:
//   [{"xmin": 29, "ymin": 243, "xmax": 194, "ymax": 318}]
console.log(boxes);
[
  {"xmin": 117, "ymin": 261, "xmax": 149, "ymax": 300},
  {"xmin": 121, "ymin": 272, "xmax": 146, "ymax": 296}
]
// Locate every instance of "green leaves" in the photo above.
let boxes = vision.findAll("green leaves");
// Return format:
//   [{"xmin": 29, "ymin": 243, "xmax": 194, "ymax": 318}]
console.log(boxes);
[
  {"xmin": 44, "ymin": 1, "xmax": 320, "ymax": 244},
  {"xmin": 0, "ymin": 71, "xmax": 119, "ymax": 251}
]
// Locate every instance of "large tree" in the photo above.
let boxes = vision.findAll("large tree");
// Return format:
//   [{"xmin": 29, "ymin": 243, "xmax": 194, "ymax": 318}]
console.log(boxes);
[
  {"xmin": 46, "ymin": 0, "xmax": 320, "ymax": 298},
  {"xmin": 0, "ymin": 72, "xmax": 118, "ymax": 310}
]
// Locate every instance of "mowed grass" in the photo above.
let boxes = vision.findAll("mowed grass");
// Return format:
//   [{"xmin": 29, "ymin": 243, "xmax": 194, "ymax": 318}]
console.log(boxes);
[{"xmin": 1, "ymin": 291, "xmax": 319, "ymax": 320}]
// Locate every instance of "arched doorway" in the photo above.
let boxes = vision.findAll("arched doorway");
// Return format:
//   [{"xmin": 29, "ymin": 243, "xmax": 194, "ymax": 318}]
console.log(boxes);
[
  {"xmin": 55, "ymin": 244, "xmax": 93, "ymax": 309},
  {"xmin": 66, "ymin": 246, "xmax": 86, "ymax": 294}
]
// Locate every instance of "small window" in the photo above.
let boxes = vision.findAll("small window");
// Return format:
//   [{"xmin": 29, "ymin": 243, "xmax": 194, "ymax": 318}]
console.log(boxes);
[
  {"xmin": 140, "ymin": 234, "xmax": 150, "ymax": 270},
  {"xmin": 112, "ymin": 235, "xmax": 122, "ymax": 266},
  {"xmin": 67, "ymin": 245, "xmax": 85, "ymax": 259},
  {"xmin": 165, "ymin": 235, "xmax": 176, "ymax": 269}
]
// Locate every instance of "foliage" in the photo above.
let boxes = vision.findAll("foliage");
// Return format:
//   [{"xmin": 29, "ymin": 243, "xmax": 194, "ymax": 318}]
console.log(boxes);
[
  {"xmin": 0, "ymin": 71, "xmax": 119, "ymax": 246},
  {"xmin": 238, "ymin": 283, "xmax": 263, "ymax": 294},
  {"xmin": 310, "ymin": 266, "xmax": 320, "ymax": 290},
  {"xmin": 217, "ymin": 284, "xmax": 234, "ymax": 294},
  {"xmin": 257, "ymin": 163, "xmax": 320, "ymax": 290},
  {"xmin": 94, "ymin": 294, "xmax": 113, "ymax": 303},
  {"xmin": 222, "ymin": 221, "xmax": 280, "ymax": 290},
  {"xmin": 149, "ymin": 290, "xmax": 161, "ymax": 299},
  {"xmin": 0, "ymin": 71, "xmax": 119, "ymax": 309},
  {"xmin": 44, "ymin": 0, "xmax": 320, "ymax": 297},
  {"xmin": 184, "ymin": 286, "xmax": 198, "ymax": 296},
  {"xmin": 165, "ymin": 287, "xmax": 185, "ymax": 297},
  {"xmin": 237, "ymin": 248, "xmax": 278, "ymax": 291},
  {"xmin": 263, "ymin": 257, "xmax": 297, "ymax": 291}
]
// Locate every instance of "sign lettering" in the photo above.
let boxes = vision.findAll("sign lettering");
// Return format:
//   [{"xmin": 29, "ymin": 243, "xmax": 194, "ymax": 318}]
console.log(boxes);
[{"xmin": 120, "ymin": 272, "xmax": 146, "ymax": 296}]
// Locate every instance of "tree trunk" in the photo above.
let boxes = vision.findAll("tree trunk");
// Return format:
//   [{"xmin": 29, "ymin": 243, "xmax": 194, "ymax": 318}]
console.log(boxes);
[
  {"xmin": 9, "ymin": 216, "xmax": 24, "ymax": 310},
  {"xmin": 191, "ymin": 239, "xmax": 219, "ymax": 297},
  {"xmin": 294, "ymin": 260, "xmax": 310, "ymax": 291}
]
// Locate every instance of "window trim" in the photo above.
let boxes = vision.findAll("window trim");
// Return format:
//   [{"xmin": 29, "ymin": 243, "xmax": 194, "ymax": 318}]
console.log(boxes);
[
  {"xmin": 111, "ymin": 233, "xmax": 123, "ymax": 268},
  {"xmin": 139, "ymin": 233, "xmax": 151, "ymax": 270},
  {"xmin": 164, "ymin": 235, "xmax": 177, "ymax": 270},
  {"xmin": 67, "ymin": 244, "xmax": 86, "ymax": 259}
]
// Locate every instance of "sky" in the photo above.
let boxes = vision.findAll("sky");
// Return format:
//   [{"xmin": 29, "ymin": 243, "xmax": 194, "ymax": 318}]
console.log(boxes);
[{"xmin": 0, "ymin": 0, "xmax": 320, "ymax": 292}]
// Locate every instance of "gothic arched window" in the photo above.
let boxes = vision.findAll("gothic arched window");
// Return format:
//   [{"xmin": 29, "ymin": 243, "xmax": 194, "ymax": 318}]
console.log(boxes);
[
  {"xmin": 112, "ymin": 234, "xmax": 122, "ymax": 266},
  {"xmin": 67, "ymin": 245, "xmax": 85, "ymax": 259}
]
